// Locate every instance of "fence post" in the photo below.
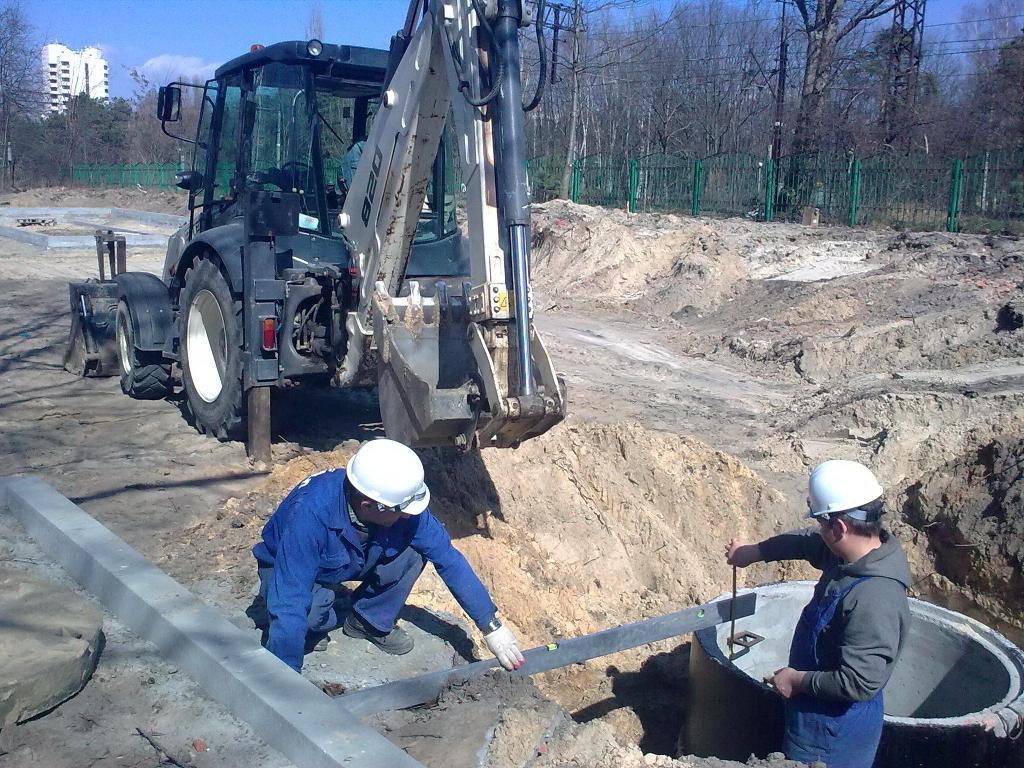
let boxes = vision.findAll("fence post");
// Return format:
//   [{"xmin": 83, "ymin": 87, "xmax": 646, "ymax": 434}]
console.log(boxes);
[
  {"xmin": 848, "ymin": 158, "xmax": 861, "ymax": 227},
  {"xmin": 570, "ymin": 158, "xmax": 581, "ymax": 203},
  {"xmin": 691, "ymin": 159, "xmax": 702, "ymax": 216},
  {"xmin": 763, "ymin": 158, "xmax": 775, "ymax": 222},
  {"xmin": 946, "ymin": 158, "xmax": 963, "ymax": 232},
  {"xmin": 628, "ymin": 159, "xmax": 638, "ymax": 213}
]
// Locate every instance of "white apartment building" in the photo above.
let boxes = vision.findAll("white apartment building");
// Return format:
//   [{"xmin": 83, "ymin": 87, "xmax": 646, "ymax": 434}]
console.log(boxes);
[{"xmin": 42, "ymin": 43, "xmax": 109, "ymax": 115}]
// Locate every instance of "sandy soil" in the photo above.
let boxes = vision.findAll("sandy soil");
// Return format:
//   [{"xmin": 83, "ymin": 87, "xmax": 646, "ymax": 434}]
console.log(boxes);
[
  {"xmin": 1, "ymin": 189, "xmax": 1022, "ymax": 767},
  {"xmin": 1, "ymin": 186, "xmax": 189, "ymax": 215}
]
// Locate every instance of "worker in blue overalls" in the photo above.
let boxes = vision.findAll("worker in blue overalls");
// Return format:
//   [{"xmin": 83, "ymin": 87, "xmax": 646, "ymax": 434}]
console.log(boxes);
[
  {"xmin": 252, "ymin": 438, "xmax": 525, "ymax": 674},
  {"xmin": 726, "ymin": 460, "xmax": 911, "ymax": 768}
]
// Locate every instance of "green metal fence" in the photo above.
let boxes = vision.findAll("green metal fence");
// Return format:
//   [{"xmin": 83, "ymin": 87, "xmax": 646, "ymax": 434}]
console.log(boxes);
[
  {"xmin": 571, "ymin": 154, "xmax": 631, "ymax": 209},
  {"xmin": 632, "ymin": 154, "xmax": 694, "ymax": 214},
  {"xmin": 775, "ymin": 153, "xmax": 856, "ymax": 225},
  {"xmin": 526, "ymin": 155, "xmax": 566, "ymax": 203},
  {"xmin": 960, "ymin": 151, "xmax": 1024, "ymax": 234},
  {"xmin": 73, "ymin": 162, "xmax": 186, "ymax": 189},
  {"xmin": 75, "ymin": 150, "xmax": 1024, "ymax": 234}
]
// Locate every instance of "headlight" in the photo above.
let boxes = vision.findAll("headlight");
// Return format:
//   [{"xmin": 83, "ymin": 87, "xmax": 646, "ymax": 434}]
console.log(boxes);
[{"xmin": 307, "ymin": 39, "xmax": 323, "ymax": 57}]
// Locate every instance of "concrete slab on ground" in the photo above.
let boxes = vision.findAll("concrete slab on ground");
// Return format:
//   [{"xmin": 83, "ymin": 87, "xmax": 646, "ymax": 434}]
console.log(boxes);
[{"xmin": 0, "ymin": 207, "xmax": 184, "ymax": 249}]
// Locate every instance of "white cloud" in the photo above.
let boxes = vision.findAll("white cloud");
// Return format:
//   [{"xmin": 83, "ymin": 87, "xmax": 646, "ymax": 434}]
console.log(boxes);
[{"xmin": 137, "ymin": 54, "xmax": 220, "ymax": 84}]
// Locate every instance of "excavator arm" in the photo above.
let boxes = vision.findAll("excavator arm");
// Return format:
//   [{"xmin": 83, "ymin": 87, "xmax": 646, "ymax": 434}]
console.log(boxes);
[{"xmin": 337, "ymin": 0, "xmax": 565, "ymax": 448}]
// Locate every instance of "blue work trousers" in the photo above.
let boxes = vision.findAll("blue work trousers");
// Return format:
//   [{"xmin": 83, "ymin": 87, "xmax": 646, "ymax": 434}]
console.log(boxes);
[
  {"xmin": 258, "ymin": 545, "xmax": 426, "ymax": 637},
  {"xmin": 784, "ymin": 576, "xmax": 884, "ymax": 768}
]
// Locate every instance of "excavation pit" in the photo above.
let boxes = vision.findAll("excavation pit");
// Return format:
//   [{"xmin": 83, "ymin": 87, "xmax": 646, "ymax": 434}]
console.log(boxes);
[{"xmin": 684, "ymin": 581, "xmax": 1024, "ymax": 768}]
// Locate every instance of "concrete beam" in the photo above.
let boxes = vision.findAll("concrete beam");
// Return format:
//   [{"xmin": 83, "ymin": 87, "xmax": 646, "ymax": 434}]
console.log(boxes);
[
  {"xmin": 339, "ymin": 593, "xmax": 756, "ymax": 717},
  {"xmin": 1, "ymin": 476, "xmax": 422, "ymax": 768}
]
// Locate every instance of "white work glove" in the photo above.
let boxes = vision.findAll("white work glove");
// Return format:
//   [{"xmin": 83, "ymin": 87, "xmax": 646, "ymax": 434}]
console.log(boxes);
[{"xmin": 484, "ymin": 624, "xmax": 525, "ymax": 671}]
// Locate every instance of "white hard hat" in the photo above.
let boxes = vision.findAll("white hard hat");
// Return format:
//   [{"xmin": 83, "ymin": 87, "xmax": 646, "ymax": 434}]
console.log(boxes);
[
  {"xmin": 806, "ymin": 460, "xmax": 884, "ymax": 520},
  {"xmin": 346, "ymin": 439, "xmax": 430, "ymax": 515}
]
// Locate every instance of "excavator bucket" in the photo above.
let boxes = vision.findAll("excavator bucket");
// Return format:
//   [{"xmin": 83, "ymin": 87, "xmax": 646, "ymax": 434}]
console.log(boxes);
[
  {"xmin": 373, "ymin": 281, "xmax": 566, "ymax": 449},
  {"xmin": 63, "ymin": 280, "xmax": 119, "ymax": 377},
  {"xmin": 374, "ymin": 281, "xmax": 480, "ymax": 447}
]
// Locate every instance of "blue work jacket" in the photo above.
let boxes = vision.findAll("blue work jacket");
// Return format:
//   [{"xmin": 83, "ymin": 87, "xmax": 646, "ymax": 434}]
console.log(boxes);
[{"xmin": 252, "ymin": 468, "xmax": 497, "ymax": 670}]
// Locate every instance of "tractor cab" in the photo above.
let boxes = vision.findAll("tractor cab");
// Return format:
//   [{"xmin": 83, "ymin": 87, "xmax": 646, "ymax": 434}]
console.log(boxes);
[{"xmin": 159, "ymin": 41, "xmax": 461, "ymax": 278}]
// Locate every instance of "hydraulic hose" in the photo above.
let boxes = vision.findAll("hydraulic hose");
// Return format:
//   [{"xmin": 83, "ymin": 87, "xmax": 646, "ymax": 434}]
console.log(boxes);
[
  {"xmin": 458, "ymin": 0, "xmax": 504, "ymax": 107},
  {"xmin": 523, "ymin": 0, "xmax": 547, "ymax": 112}
]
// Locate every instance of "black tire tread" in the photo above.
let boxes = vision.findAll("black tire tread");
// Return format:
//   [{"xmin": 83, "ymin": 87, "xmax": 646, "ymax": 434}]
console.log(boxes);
[
  {"xmin": 118, "ymin": 300, "xmax": 172, "ymax": 400},
  {"xmin": 125, "ymin": 359, "xmax": 172, "ymax": 399},
  {"xmin": 179, "ymin": 259, "xmax": 245, "ymax": 441}
]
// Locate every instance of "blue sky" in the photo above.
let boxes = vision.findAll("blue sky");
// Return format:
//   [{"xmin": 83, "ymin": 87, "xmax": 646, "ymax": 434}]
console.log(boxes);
[
  {"xmin": 34, "ymin": 0, "xmax": 978, "ymax": 100},
  {"xmin": 32, "ymin": 0, "xmax": 411, "ymax": 98}
]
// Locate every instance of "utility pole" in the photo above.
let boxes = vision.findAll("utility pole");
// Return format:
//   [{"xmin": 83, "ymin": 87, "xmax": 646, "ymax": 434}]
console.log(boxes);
[
  {"xmin": 882, "ymin": 0, "xmax": 927, "ymax": 147},
  {"xmin": 770, "ymin": 0, "xmax": 789, "ymax": 163},
  {"xmin": 550, "ymin": 6, "xmax": 561, "ymax": 84}
]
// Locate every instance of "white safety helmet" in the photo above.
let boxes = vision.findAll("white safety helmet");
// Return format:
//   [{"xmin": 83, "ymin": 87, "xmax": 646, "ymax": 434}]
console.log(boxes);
[
  {"xmin": 806, "ymin": 460, "xmax": 884, "ymax": 521},
  {"xmin": 346, "ymin": 439, "xmax": 430, "ymax": 515}
]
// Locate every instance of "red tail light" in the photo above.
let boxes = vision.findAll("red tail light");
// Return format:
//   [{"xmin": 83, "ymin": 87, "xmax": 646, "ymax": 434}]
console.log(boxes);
[{"xmin": 261, "ymin": 317, "xmax": 277, "ymax": 351}]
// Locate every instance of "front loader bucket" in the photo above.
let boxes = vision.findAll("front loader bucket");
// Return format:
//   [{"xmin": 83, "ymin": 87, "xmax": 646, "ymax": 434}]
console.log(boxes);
[{"xmin": 64, "ymin": 280, "xmax": 119, "ymax": 377}]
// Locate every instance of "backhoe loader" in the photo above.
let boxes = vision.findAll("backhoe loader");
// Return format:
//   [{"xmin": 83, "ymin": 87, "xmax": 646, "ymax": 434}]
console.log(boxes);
[{"xmin": 66, "ymin": 0, "xmax": 565, "ymax": 460}]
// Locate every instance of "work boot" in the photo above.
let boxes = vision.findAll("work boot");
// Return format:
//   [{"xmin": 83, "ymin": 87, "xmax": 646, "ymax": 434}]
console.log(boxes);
[
  {"xmin": 305, "ymin": 632, "xmax": 330, "ymax": 653},
  {"xmin": 342, "ymin": 612, "xmax": 414, "ymax": 655}
]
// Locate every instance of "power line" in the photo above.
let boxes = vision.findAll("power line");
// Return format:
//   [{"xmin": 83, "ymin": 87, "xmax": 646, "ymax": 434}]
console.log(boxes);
[
  {"xmin": 928, "ymin": 34, "xmax": 1022, "ymax": 45},
  {"xmin": 923, "ymin": 13, "xmax": 1024, "ymax": 28}
]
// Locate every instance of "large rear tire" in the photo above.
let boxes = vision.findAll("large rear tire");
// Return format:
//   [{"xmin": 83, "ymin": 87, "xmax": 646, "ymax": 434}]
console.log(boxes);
[
  {"xmin": 179, "ymin": 259, "xmax": 245, "ymax": 440},
  {"xmin": 116, "ymin": 300, "xmax": 172, "ymax": 399}
]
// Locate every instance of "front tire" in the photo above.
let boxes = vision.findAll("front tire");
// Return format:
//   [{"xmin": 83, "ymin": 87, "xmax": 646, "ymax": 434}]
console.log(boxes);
[
  {"xmin": 116, "ymin": 300, "xmax": 171, "ymax": 400},
  {"xmin": 179, "ymin": 259, "xmax": 245, "ymax": 440}
]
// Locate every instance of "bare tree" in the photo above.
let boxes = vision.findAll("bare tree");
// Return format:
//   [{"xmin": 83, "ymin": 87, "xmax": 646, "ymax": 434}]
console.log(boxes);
[
  {"xmin": 790, "ymin": 0, "xmax": 898, "ymax": 156},
  {"xmin": 0, "ymin": 0, "xmax": 43, "ymax": 190}
]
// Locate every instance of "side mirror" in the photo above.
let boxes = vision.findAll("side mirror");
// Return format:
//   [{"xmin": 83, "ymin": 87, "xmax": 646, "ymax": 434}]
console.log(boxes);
[
  {"xmin": 174, "ymin": 170, "xmax": 204, "ymax": 192},
  {"xmin": 157, "ymin": 86, "xmax": 182, "ymax": 122}
]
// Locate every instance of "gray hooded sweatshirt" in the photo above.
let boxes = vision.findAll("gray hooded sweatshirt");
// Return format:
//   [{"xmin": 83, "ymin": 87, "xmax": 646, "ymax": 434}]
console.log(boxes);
[{"xmin": 759, "ymin": 527, "xmax": 912, "ymax": 703}]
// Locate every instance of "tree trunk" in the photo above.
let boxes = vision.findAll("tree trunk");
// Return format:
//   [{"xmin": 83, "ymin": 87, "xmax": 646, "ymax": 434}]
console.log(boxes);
[
  {"xmin": 0, "ymin": 100, "xmax": 8, "ymax": 192},
  {"xmin": 559, "ymin": 0, "xmax": 582, "ymax": 199},
  {"xmin": 792, "ymin": 23, "xmax": 842, "ymax": 158}
]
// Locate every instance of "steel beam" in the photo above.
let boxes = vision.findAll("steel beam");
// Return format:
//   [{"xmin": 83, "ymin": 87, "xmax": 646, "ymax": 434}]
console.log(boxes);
[
  {"xmin": 339, "ymin": 592, "xmax": 756, "ymax": 717},
  {"xmin": 1, "ymin": 476, "xmax": 422, "ymax": 768}
]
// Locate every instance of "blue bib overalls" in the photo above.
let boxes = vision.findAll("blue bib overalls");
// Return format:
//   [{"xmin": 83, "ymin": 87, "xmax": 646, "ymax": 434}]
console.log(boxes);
[{"xmin": 783, "ymin": 577, "xmax": 885, "ymax": 768}]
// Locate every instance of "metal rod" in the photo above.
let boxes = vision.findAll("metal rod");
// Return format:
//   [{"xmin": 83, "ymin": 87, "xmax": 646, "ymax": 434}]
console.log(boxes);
[
  {"xmin": 729, "ymin": 565, "xmax": 737, "ymax": 660},
  {"xmin": 247, "ymin": 387, "xmax": 271, "ymax": 465},
  {"xmin": 338, "ymin": 592, "xmax": 757, "ymax": 717},
  {"xmin": 510, "ymin": 225, "xmax": 534, "ymax": 395}
]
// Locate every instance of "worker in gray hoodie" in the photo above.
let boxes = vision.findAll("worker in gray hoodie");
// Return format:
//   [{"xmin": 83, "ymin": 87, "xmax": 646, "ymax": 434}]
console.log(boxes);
[{"xmin": 726, "ymin": 460, "xmax": 911, "ymax": 768}]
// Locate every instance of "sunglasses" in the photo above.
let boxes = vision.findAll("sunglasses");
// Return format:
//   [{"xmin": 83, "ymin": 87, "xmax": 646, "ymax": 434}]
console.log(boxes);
[{"xmin": 375, "ymin": 488, "xmax": 427, "ymax": 514}]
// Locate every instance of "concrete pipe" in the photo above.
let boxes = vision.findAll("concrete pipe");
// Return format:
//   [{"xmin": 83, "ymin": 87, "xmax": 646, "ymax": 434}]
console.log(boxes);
[{"xmin": 682, "ymin": 581, "xmax": 1024, "ymax": 768}]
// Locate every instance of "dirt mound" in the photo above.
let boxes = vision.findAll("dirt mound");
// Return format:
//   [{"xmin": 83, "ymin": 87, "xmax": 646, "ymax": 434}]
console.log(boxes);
[
  {"xmin": 689, "ymin": 237, "xmax": 1024, "ymax": 383},
  {"xmin": 415, "ymin": 421, "xmax": 787, "ymax": 645},
  {"xmin": 530, "ymin": 201, "xmax": 897, "ymax": 318},
  {"xmin": 531, "ymin": 200, "xmax": 745, "ymax": 311},
  {"xmin": 0, "ymin": 186, "xmax": 188, "ymax": 215}
]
